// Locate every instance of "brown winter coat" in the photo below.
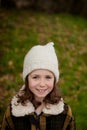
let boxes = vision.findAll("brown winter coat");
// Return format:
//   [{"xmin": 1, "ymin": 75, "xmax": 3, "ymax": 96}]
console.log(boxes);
[{"xmin": 1, "ymin": 96, "xmax": 76, "ymax": 130}]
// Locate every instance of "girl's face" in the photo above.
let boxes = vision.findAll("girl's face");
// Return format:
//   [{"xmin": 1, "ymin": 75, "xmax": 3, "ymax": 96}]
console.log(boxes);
[{"xmin": 28, "ymin": 69, "xmax": 54, "ymax": 102}]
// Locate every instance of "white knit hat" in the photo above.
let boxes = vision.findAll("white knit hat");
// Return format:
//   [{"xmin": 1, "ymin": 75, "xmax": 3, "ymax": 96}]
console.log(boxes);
[{"xmin": 23, "ymin": 42, "xmax": 59, "ymax": 83}]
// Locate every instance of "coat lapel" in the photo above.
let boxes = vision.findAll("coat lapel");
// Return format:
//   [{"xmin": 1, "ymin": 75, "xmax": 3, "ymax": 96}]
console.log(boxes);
[
  {"xmin": 11, "ymin": 95, "xmax": 64, "ymax": 117},
  {"xmin": 11, "ymin": 86, "xmax": 64, "ymax": 117}
]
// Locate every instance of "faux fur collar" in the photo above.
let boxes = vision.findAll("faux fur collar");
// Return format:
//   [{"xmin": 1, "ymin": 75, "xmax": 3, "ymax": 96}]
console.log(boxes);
[{"xmin": 11, "ymin": 86, "xmax": 64, "ymax": 117}]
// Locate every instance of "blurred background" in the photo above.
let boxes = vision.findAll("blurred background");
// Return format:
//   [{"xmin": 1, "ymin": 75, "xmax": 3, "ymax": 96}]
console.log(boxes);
[{"xmin": 0, "ymin": 0, "xmax": 87, "ymax": 129}]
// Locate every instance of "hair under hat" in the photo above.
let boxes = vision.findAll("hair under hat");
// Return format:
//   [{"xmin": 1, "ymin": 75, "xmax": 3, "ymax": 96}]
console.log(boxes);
[{"xmin": 23, "ymin": 42, "xmax": 59, "ymax": 83}]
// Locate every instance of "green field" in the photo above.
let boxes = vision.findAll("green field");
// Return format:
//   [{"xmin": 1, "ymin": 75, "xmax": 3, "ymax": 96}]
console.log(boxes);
[{"xmin": 0, "ymin": 8, "xmax": 87, "ymax": 130}]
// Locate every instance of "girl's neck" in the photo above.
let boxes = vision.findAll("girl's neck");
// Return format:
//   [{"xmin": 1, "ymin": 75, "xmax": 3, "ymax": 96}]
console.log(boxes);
[
  {"xmin": 32, "ymin": 98, "xmax": 45, "ymax": 115},
  {"xmin": 34, "ymin": 96, "xmax": 44, "ymax": 103},
  {"xmin": 35, "ymin": 102, "xmax": 45, "ymax": 115}
]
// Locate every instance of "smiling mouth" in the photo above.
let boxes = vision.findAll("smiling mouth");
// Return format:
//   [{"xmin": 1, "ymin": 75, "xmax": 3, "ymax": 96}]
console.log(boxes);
[{"xmin": 36, "ymin": 89, "xmax": 47, "ymax": 94}]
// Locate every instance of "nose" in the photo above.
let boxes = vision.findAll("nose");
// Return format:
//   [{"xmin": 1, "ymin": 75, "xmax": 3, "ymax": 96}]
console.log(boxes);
[{"xmin": 40, "ymin": 79, "xmax": 45, "ymax": 87}]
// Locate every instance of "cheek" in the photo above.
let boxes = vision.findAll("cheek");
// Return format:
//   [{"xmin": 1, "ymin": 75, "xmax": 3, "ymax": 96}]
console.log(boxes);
[
  {"xmin": 29, "ymin": 82, "xmax": 34, "ymax": 89},
  {"xmin": 28, "ymin": 80, "xmax": 38, "ymax": 89},
  {"xmin": 48, "ymin": 81, "xmax": 54, "ymax": 90},
  {"xmin": 28, "ymin": 80, "xmax": 33, "ymax": 89}
]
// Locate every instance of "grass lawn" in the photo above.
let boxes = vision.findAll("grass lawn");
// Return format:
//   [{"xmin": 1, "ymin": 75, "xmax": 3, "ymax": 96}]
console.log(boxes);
[{"xmin": 0, "ymin": 8, "xmax": 87, "ymax": 130}]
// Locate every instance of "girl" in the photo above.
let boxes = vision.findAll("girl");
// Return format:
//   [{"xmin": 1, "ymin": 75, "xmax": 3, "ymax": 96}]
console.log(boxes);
[{"xmin": 1, "ymin": 42, "xmax": 76, "ymax": 130}]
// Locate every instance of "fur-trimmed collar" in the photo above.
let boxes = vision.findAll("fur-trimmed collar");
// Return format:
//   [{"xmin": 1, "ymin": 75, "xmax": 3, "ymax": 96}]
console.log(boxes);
[{"xmin": 11, "ymin": 87, "xmax": 64, "ymax": 117}]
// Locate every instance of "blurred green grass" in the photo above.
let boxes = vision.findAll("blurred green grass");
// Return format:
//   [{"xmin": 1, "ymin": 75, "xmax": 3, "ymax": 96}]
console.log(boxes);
[{"xmin": 0, "ymin": 8, "xmax": 87, "ymax": 130}]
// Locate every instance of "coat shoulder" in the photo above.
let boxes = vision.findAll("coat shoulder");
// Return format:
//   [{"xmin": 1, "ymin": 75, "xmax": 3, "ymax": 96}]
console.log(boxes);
[
  {"xmin": 62, "ymin": 103, "xmax": 76, "ymax": 130},
  {"xmin": 5, "ymin": 104, "xmax": 11, "ymax": 118},
  {"xmin": 63, "ymin": 103, "xmax": 72, "ymax": 117}
]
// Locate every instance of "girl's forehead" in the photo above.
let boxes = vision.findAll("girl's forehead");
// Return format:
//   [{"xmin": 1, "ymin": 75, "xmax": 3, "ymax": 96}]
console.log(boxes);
[{"xmin": 30, "ymin": 69, "xmax": 54, "ymax": 75}]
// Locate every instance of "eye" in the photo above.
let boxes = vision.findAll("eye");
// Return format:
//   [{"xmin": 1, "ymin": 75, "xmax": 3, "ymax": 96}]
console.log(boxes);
[
  {"xmin": 32, "ymin": 75, "xmax": 39, "ymax": 79},
  {"xmin": 46, "ymin": 75, "xmax": 52, "ymax": 79},
  {"xmin": 33, "ymin": 76, "xmax": 37, "ymax": 79}
]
